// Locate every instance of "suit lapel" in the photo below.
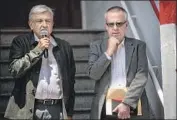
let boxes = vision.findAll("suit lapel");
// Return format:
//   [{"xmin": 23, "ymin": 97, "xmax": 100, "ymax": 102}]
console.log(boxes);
[
  {"xmin": 125, "ymin": 37, "xmax": 135, "ymax": 73},
  {"xmin": 101, "ymin": 38, "xmax": 112, "ymax": 72},
  {"xmin": 101, "ymin": 37, "xmax": 107, "ymax": 53}
]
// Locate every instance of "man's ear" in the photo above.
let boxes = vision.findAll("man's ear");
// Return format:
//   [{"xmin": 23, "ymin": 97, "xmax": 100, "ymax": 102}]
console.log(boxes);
[
  {"xmin": 105, "ymin": 23, "xmax": 109, "ymax": 31},
  {"xmin": 28, "ymin": 21, "xmax": 33, "ymax": 30},
  {"xmin": 126, "ymin": 21, "xmax": 129, "ymax": 27},
  {"xmin": 52, "ymin": 20, "xmax": 54, "ymax": 27}
]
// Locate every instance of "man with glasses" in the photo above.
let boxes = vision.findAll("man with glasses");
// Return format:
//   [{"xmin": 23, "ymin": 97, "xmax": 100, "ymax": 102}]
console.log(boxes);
[
  {"xmin": 4, "ymin": 4, "xmax": 75, "ymax": 120},
  {"xmin": 88, "ymin": 6, "xmax": 149, "ymax": 119}
]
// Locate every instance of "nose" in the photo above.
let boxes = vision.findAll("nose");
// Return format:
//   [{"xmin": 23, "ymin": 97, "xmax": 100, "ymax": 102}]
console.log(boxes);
[
  {"xmin": 42, "ymin": 20, "xmax": 47, "ymax": 27},
  {"xmin": 113, "ymin": 24, "xmax": 118, "ymax": 30}
]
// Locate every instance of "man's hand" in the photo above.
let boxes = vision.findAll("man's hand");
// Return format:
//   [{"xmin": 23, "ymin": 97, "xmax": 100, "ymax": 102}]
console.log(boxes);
[
  {"xmin": 37, "ymin": 37, "xmax": 50, "ymax": 50},
  {"xmin": 106, "ymin": 37, "xmax": 121, "ymax": 57},
  {"xmin": 113, "ymin": 103, "xmax": 130, "ymax": 119}
]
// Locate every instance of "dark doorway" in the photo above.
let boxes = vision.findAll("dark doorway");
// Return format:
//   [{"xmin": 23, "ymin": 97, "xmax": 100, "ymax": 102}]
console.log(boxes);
[{"xmin": 1, "ymin": 0, "xmax": 82, "ymax": 29}]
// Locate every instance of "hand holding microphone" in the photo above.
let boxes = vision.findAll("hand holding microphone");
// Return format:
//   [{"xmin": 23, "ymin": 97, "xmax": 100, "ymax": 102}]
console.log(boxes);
[{"xmin": 38, "ymin": 29, "xmax": 49, "ymax": 58}]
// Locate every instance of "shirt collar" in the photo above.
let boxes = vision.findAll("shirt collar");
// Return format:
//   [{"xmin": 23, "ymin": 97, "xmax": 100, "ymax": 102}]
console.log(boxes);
[{"xmin": 119, "ymin": 38, "xmax": 125, "ymax": 47}]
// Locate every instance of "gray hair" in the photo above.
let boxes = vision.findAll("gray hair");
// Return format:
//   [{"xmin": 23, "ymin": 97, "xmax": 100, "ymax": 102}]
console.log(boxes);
[
  {"xmin": 105, "ymin": 6, "xmax": 128, "ymax": 21},
  {"xmin": 29, "ymin": 4, "xmax": 54, "ymax": 20}
]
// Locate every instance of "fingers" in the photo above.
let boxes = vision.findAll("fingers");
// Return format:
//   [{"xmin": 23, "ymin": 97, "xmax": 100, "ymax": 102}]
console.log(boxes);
[
  {"xmin": 118, "ymin": 110, "xmax": 130, "ymax": 119},
  {"xmin": 109, "ymin": 37, "xmax": 120, "ymax": 44},
  {"xmin": 109, "ymin": 36, "xmax": 121, "ymax": 45},
  {"xmin": 42, "ymin": 38, "xmax": 50, "ymax": 48},
  {"xmin": 106, "ymin": 37, "xmax": 119, "ymax": 56},
  {"xmin": 38, "ymin": 37, "xmax": 50, "ymax": 50},
  {"xmin": 116, "ymin": 103, "xmax": 131, "ymax": 119}
]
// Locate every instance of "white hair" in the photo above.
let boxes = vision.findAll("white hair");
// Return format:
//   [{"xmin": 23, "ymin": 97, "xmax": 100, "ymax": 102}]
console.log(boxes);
[
  {"xmin": 29, "ymin": 4, "xmax": 54, "ymax": 20},
  {"xmin": 105, "ymin": 6, "xmax": 128, "ymax": 21}
]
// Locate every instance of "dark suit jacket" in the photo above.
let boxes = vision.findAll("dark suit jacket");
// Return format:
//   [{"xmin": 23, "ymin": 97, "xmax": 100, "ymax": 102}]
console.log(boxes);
[
  {"xmin": 88, "ymin": 37, "xmax": 150, "ymax": 119},
  {"xmin": 4, "ymin": 32, "xmax": 76, "ymax": 119}
]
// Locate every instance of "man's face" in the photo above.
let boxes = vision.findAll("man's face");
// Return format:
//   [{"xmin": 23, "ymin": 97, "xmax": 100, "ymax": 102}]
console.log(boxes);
[
  {"xmin": 28, "ymin": 11, "xmax": 54, "ymax": 38},
  {"xmin": 105, "ymin": 11, "xmax": 128, "ymax": 41}
]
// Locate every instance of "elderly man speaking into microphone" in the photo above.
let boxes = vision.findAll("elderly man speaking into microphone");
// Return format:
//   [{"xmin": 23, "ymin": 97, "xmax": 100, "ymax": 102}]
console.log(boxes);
[{"xmin": 4, "ymin": 4, "xmax": 75, "ymax": 120}]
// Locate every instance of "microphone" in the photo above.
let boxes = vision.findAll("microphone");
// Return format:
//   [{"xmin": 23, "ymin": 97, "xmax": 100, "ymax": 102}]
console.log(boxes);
[{"xmin": 40, "ymin": 29, "xmax": 48, "ymax": 58}]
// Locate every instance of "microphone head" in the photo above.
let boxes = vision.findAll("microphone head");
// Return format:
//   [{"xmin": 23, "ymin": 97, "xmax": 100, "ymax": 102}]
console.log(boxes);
[{"xmin": 40, "ymin": 29, "xmax": 48, "ymax": 38}]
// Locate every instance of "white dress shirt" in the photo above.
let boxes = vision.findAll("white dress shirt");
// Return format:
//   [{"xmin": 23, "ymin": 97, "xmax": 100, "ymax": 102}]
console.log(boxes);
[
  {"xmin": 105, "ymin": 40, "xmax": 126, "ymax": 88},
  {"xmin": 34, "ymin": 35, "xmax": 63, "ymax": 99}
]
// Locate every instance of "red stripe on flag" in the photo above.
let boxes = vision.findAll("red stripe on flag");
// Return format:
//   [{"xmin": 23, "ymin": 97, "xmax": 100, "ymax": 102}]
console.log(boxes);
[
  {"xmin": 159, "ymin": 1, "xmax": 176, "ymax": 25},
  {"xmin": 112, "ymin": 98, "xmax": 122, "ymax": 102},
  {"xmin": 150, "ymin": 0, "xmax": 159, "ymax": 21}
]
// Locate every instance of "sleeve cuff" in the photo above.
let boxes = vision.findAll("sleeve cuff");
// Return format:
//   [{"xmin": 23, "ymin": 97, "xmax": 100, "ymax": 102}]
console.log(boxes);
[
  {"xmin": 122, "ymin": 101, "xmax": 136, "ymax": 110},
  {"xmin": 31, "ymin": 46, "xmax": 43, "ymax": 56},
  {"xmin": 28, "ymin": 46, "xmax": 43, "ymax": 62},
  {"xmin": 104, "ymin": 52, "xmax": 111, "ymax": 60}
]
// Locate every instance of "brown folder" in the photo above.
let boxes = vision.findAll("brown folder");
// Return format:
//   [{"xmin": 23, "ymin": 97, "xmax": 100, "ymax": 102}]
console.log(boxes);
[{"xmin": 106, "ymin": 87, "xmax": 142, "ymax": 116}]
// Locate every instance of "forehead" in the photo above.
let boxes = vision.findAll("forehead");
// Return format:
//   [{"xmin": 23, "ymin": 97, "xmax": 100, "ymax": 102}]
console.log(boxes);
[
  {"xmin": 105, "ymin": 11, "xmax": 126, "ymax": 22},
  {"xmin": 31, "ymin": 11, "xmax": 53, "ymax": 20}
]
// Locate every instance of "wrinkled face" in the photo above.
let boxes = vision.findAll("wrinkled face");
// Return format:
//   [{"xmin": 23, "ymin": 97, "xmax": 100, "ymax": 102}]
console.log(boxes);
[
  {"xmin": 28, "ymin": 11, "xmax": 54, "ymax": 38},
  {"xmin": 105, "ymin": 11, "xmax": 128, "ymax": 40}
]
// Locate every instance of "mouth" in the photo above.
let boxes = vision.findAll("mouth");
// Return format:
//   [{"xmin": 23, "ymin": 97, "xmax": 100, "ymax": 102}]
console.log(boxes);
[{"xmin": 112, "ymin": 33, "xmax": 120, "ymax": 36}]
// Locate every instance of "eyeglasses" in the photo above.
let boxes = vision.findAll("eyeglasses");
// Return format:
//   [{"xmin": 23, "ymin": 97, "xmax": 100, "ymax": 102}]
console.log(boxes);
[{"xmin": 106, "ymin": 21, "xmax": 127, "ymax": 28}]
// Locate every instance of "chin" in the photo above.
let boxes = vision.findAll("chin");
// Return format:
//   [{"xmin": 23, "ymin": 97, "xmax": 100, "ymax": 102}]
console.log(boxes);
[
  {"xmin": 113, "ymin": 36, "xmax": 120, "ymax": 39},
  {"xmin": 112, "ymin": 34, "xmax": 119, "ymax": 37}
]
